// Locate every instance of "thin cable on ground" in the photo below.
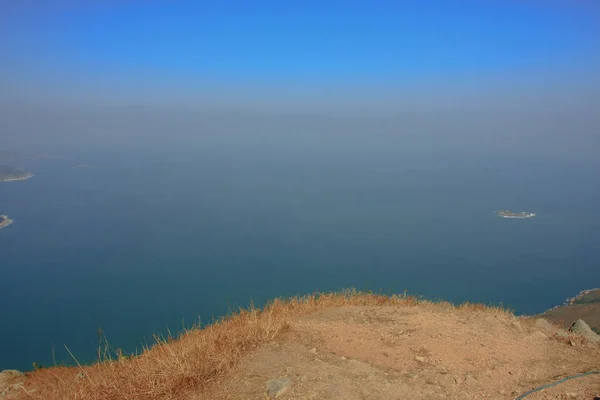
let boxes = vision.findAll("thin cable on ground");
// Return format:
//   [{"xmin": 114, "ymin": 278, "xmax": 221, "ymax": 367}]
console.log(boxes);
[{"xmin": 514, "ymin": 371, "xmax": 600, "ymax": 400}]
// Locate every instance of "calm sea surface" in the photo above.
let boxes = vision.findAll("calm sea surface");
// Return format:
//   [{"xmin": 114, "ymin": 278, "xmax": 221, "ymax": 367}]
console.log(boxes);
[{"xmin": 1, "ymin": 145, "xmax": 599, "ymax": 370}]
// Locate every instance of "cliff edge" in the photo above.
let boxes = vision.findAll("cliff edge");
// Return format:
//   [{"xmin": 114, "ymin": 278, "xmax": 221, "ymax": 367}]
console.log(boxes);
[{"xmin": 3, "ymin": 292, "xmax": 599, "ymax": 400}]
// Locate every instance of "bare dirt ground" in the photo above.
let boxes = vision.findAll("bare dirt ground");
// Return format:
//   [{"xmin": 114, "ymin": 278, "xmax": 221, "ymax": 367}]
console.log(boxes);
[{"xmin": 205, "ymin": 304, "xmax": 600, "ymax": 400}]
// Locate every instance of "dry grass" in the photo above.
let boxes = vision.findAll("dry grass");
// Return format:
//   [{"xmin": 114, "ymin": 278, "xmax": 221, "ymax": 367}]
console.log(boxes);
[{"xmin": 20, "ymin": 290, "xmax": 511, "ymax": 400}]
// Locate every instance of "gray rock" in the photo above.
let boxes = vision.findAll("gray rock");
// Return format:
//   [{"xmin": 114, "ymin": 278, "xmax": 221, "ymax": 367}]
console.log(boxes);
[
  {"xmin": 569, "ymin": 320, "xmax": 600, "ymax": 343},
  {"xmin": 309, "ymin": 348, "xmax": 317, "ymax": 355},
  {"xmin": 266, "ymin": 377, "xmax": 292, "ymax": 398},
  {"xmin": 414, "ymin": 356, "xmax": 426, "ymax": 363}
]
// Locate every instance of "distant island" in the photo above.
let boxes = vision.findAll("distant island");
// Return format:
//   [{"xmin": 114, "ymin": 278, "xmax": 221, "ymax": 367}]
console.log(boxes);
[
  {"xmin": 72, "ymin": 164, "xmax": 93, "ymax": 169},
  {"xmin": 495, "ymin": 210, "xmax": 535, "ymax": 219},
  {"xmin": 0, "ymin": 165, "xmax": 33, "ymax": 182},
  {"xmin": 0, "ymin": 215, "xmax": 13, "ymax": 229},
  {"xmin": 71, "ymin": 164, "xmax": 104, "ymax": 169}
]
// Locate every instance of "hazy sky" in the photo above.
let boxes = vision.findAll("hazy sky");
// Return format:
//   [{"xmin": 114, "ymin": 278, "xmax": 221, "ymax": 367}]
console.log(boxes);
[{"xmin": 0, "ymin": 1, "xmax": 599, "ymax": 152}]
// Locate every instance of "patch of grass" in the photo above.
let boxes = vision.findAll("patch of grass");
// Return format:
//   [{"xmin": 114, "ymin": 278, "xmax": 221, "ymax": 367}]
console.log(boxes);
[{"xmin": 21, "ymin": 290, "xmax": 512, "ymax": 400}]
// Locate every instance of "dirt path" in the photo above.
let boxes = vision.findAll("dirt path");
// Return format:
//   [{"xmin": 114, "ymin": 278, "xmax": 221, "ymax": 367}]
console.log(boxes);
[{"xmin": 204, "ymin": 304, "xmax": 600, "ymax": 399}]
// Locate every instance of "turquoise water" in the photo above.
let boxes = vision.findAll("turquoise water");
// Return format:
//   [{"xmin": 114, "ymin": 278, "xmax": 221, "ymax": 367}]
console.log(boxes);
[{"xmin": 1, "ymin": 146, "xmax": 599, "ymax": 370}]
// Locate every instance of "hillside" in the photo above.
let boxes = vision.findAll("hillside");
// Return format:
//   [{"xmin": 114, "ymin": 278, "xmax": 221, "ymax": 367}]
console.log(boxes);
[
  {"xmin": 1, "ymin": 292, "xmax": 599, "ymax": 400},
  {"xmin": 541, "ymin": 289, "xmax": 600, "ymax": 333}
]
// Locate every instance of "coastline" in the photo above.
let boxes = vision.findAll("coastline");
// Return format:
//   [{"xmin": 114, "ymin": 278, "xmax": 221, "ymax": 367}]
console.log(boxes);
[
  {"xmin": 565, "ymin": 288, "xmax": 600, "ymax": 305},
  {"xmin": 542, "ymin": 287, "xmax": 600, "ymax": 313}
]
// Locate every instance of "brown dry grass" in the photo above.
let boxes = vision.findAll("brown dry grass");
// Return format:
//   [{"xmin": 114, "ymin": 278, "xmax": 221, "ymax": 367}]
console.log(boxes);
[{"xmin": 18, "ymin": 290, "xmax": 510, "ymax": 400}]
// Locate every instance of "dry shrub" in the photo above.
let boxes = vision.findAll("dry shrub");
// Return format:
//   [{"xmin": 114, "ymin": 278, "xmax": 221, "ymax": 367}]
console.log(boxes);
[
  {"xmin": 20, "ymin": 290, "xmax": 509, "ymax": 400},
  {"xmin": 457, "ymin": 301, "xmax": 512, "ymax": 317}
]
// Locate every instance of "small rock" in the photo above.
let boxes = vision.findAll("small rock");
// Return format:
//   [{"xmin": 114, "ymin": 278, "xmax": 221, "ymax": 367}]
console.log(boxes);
[
  {"xmin": 309, "ymin": 348, "xmax": 318, "ymax": 355},
  {"xmin": 464, "ymin": 374, "xmax": 477, "ymax": 386},
  {"xmin": 569, "ymin": 320, "xmax": 600, "ymax": 343},
  {"xmin": 383, "ymin": 352, "xmax": 389, "ymax": 357},
  {"xmin": 415, "ymin": 356, "xmax": 426, "ymax": 363},
  {"xmin": 266, "ymin": 377, "xmax": 292, "ymax": 398},
  {"xmin": 569, "ymin": 340, "xmax": 577, "ymax": 347},
  {"xmin": 565, "ymin": 393, "xmax": 578, "ymax": 399},
  {"xmin": 75, "ymin": 372, "xmax": 86, "ymax": 381},
  {"xmin": 340, "ymin": 356, "xmax": 347, "ymax": 361}
]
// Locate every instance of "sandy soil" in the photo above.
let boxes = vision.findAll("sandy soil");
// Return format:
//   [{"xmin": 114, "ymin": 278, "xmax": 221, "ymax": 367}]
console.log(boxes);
[{"xmin": 205, "ymin": 304, "xmax": 600, "ymax": 400}]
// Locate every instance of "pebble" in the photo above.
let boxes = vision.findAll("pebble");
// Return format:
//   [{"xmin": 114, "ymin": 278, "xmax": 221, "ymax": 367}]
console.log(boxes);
[{"xmin": 266, "ymin": 377, "xmax": 292, "ymax": 398}]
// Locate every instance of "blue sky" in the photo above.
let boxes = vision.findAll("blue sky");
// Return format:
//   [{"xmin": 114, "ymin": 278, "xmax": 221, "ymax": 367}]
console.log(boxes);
[{"xmin": 1, "ymin": 1, "xmax": 599, "ymax": 105}]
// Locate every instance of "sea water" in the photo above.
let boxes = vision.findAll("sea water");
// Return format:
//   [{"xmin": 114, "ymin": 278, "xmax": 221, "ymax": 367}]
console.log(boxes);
[{"xmin": 1, "ymin": 143, "xmax": 599, "ymax": 370}]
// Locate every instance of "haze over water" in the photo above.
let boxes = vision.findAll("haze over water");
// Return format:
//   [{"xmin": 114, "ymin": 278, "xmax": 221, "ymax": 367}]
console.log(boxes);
[
  {"xmin": 1, "ymin": 1, "xmax": 600, "ymax": 371},
  {"xmin": 2, "ymin": 121, "xmax": 600, "ymax": 370}
]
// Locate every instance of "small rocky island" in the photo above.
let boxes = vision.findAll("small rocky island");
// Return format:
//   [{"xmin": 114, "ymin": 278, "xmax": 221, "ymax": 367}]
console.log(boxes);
[
  {"xmin": 0, "ymin": 165, "xmax": 33, "ymax": 182},
  {"xmin": 0, "ymin": 215, "xmax": 14, "ymax": 229},
  {"xmin": 495, "ymin": 210, "xmax": 535, "ymax": 219}
]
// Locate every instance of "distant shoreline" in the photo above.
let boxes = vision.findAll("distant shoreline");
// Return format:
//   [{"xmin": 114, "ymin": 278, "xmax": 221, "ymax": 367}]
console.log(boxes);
[
  {"xmin": 542, "ymin": 287, "xmax": 600, "ymax": 313},
  {"xmin": 566, "ymin": 288, "xmax": 600, "ymax": 306}
]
